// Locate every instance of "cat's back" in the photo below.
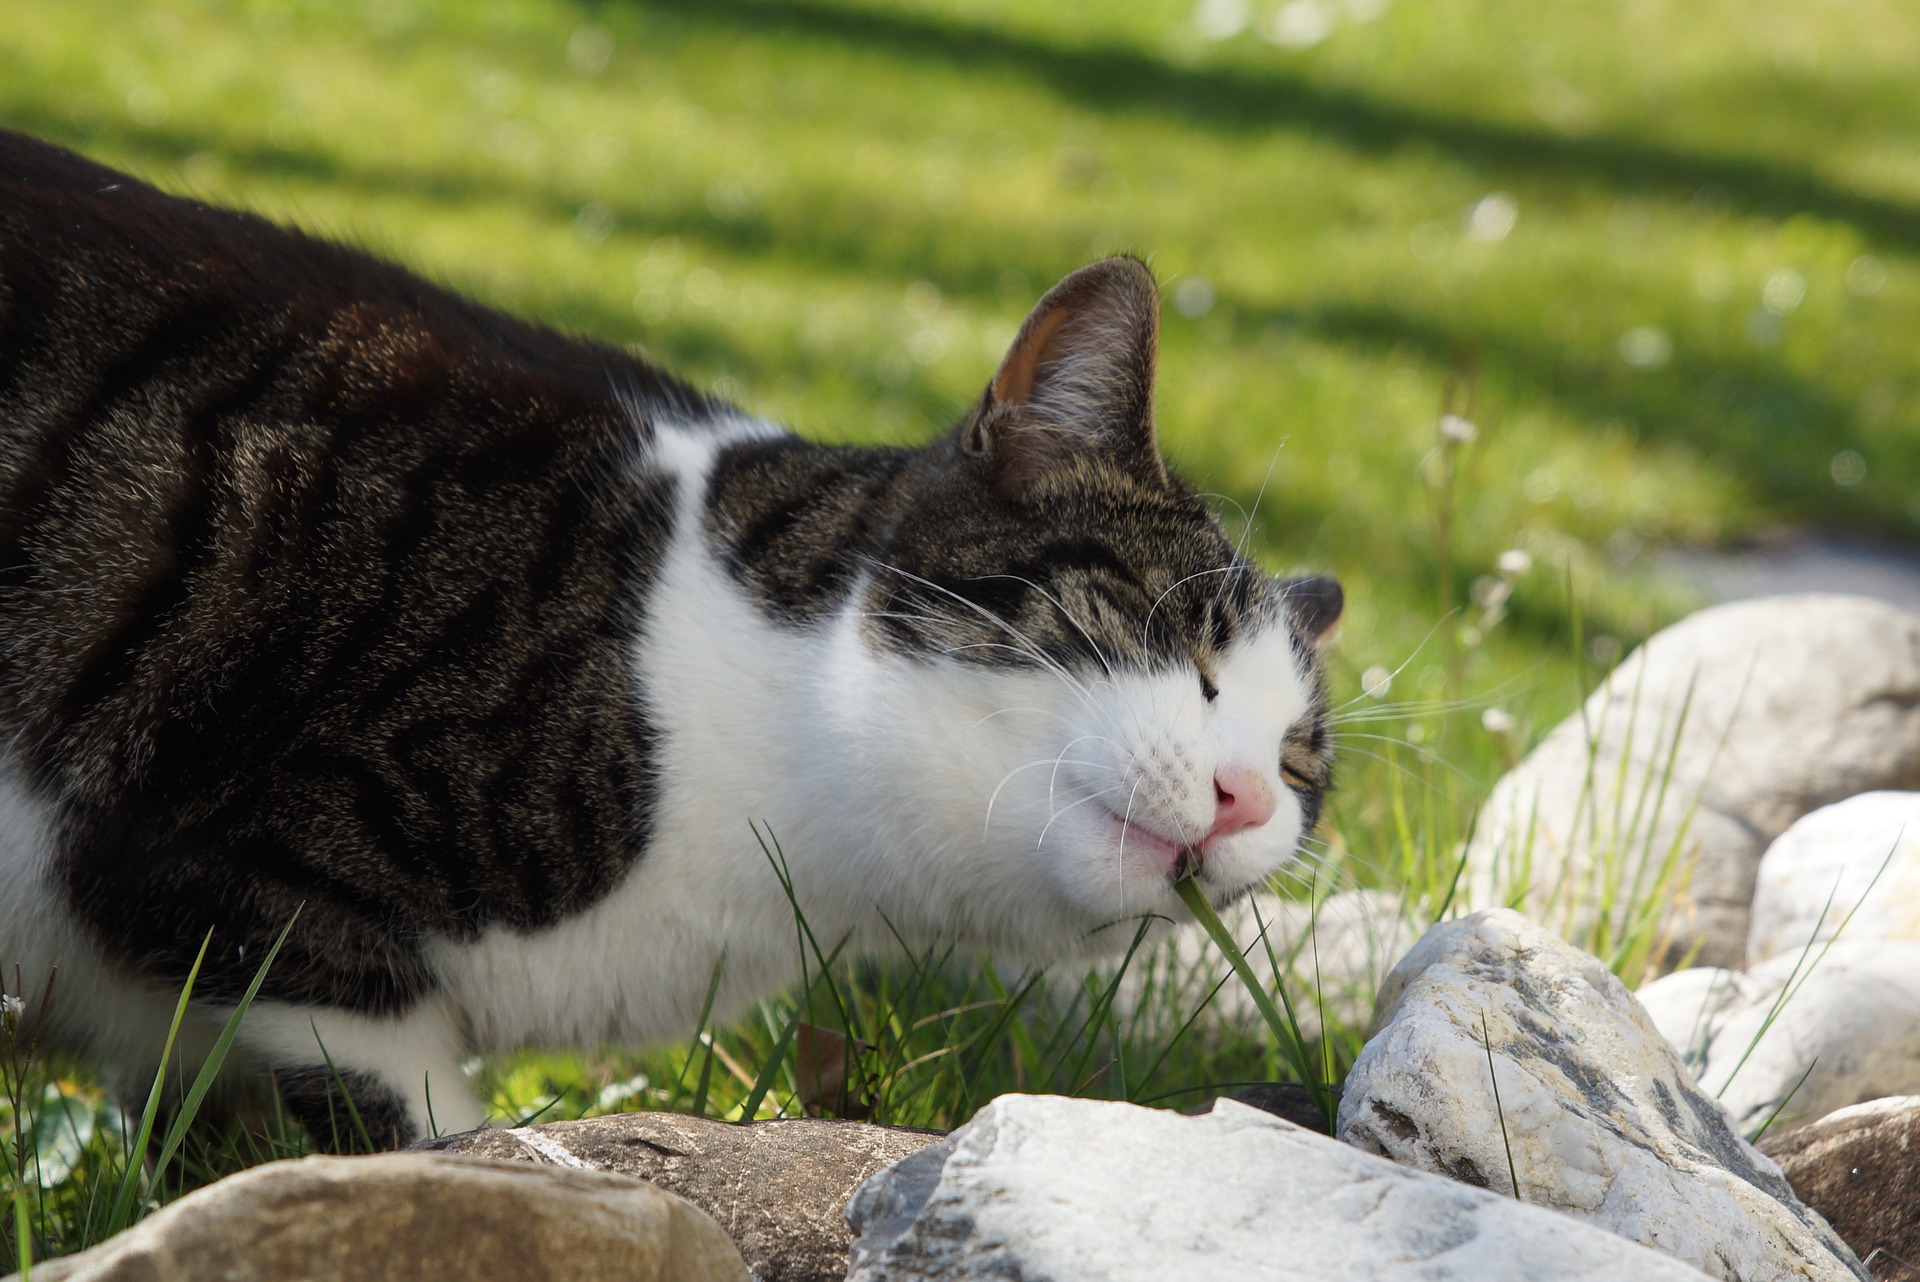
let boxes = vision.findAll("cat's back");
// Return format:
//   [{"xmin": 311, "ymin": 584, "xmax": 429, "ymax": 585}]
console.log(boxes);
[
  {"xmin": 0, "ymin": 129, "xmax": 668, "ymax": 416},
  {"xmin": 0, "ymin": 130, "xmax": 702, "ymax": 768},
  {"xmin": 0, "ymin": 133, "xmax": 705, "ymax": 965}
]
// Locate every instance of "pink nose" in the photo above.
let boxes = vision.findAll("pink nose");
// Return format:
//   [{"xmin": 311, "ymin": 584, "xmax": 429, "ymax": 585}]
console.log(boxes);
[{"xmin": 1205, "ymin": 765, "xmax": 1276, "ymax": 846}]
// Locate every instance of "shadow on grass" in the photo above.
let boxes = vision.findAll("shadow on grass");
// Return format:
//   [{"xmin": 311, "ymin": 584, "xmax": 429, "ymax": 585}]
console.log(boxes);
[
  {"xmin": 3, "ymin": 100, "xmax": 1906, "ymax": 540},
  {"xmin": 613, "ymin": 0, "xmax": 1920, "ymax": 254},
  {"xmin": 0, "ymin": 100, "xmax": 1088, "ymax": 307},
  {"xmin": 1264, "ymin": 301, "xmax": 1895, "ymax": 525}
]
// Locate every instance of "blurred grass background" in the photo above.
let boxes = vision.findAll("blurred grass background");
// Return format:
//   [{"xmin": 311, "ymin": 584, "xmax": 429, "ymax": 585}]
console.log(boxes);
[
  {"xmin": 4, "ymin": 0, "xmax": 1920, "ymax": 1253},
  {"xmin": 8, "ymin": 0, "xmax": 1917, "ymax": 729}
]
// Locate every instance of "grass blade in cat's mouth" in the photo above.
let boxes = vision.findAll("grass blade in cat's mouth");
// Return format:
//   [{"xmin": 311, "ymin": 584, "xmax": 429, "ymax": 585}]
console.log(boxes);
[{"xmin": 1171, "ymin": 846, "xmax": 1199, "ymax": 882}]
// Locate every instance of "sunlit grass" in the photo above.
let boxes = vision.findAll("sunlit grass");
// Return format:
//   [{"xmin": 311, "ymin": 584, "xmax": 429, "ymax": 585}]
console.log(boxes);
[{"xmin": 3, "ymin": 0, "xmax": 1916, "ymax": 1264}]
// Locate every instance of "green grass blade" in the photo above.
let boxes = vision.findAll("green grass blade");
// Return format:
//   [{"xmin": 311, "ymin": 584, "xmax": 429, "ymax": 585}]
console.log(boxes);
[
  {"xmin": 1715, "ymin": 835, "xmax": 1897, "ymax": 1101},
  {"xmin": 106, "ymin": 929, "xmax": 213, "ymax": 1234},
  {"xmin": 1482, "ymin": 1011, "xmax": 1521, "ymax": 1200},
  {"xmin": 12, "ymin": 1161, "xmax": 30, "ymax": 1280},
  {"xmin": 737, "ymin": 929, "xmax": 855, "ymax": 1121},
  {"xmin": 736, "ymin": 1001, "xmax": 805, "ymax": 1121},
  {"xmin": 1748, "ymin": 1055, "xmax": 1818, "ymax": 1144},
  {"xmin": 683, "ymin": 951, "xmax": 728, "ymax": 1119},
  {"xmin": 146, "ymin": 912, "xmax": 300, "ymax": 1181},
  {"xmin": 1173, "ymin": 876, "xmax": 1332, "ymax": 1130},
  {"xmin": 311, "ymin": 1026, "xmax": 375, "ymax": 1153}
]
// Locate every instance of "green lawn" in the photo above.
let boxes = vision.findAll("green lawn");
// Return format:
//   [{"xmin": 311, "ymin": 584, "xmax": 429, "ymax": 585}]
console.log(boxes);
[{"xmin": 4, "ymin": 0, "xmax": 1919, "ymax": 1259}]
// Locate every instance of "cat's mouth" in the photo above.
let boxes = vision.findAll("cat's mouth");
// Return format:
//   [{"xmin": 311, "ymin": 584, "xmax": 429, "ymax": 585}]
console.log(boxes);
[{"xmin": 1101, "ymin": 807, "xmax": 1188, "ymax": 866}]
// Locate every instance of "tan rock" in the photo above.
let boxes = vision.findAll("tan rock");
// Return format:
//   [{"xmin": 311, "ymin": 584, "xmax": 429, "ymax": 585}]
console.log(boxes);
[
  {"xmin": 15, "ymin": 1152, "xmax": 749, "ymax": 1282},
  {"xmin": 421, "ymin": 1111, "xmax": 943, "ymax": 1282},
  {"xmin": 1758, "ymin": 1095, "xmax": 1920, "ymax": 1279}
]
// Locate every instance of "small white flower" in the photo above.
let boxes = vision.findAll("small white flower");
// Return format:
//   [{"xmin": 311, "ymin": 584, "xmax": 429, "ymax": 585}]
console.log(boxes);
[
  {"xmin": 596, "ymin": 1072, "xmax": 652, "ymax": 1111},
  {"xmin": 1193, "ymin": 0, "xmax": 1251, "ymax": 41},
  {"xmin": 1763, "ymin": 268, "xmax": 1805, "ymax": 316},
  {"xmin": 1, "ymin": 993, "xmax": 23, "ymax": 1018},
  {"xmin": 1264, "ymin": 0, "xmax": 1334, "ymax": 48},
  {"xmin": 1830, "ymin": 450, "xmax": 1867, "ymax": 488},
  {"xmin": 1173, "ymin": 276, "xmax": 1215, "ymax": 318},
  {"xmin": 1496, "ymin": 548, "xmax": 1532, "ymax": 577},
  {"xmin": 1466, "ymin": 192, "xmax": 1517, "ymax": 243},
  {"xmin": 1439, "ymin": 413, "xmax": 1476, "ymax": 444},
  {"xmin": 1361, "ymin": 665, "xmax": 1392, "ymax": 698},
  {"xmin": 1617, "ymin": 325, "xmax": 1672, "ymax": 369},
  {"xmin": 1481, "ymin": 707, "xmax": 1515, "ymax": 735}
]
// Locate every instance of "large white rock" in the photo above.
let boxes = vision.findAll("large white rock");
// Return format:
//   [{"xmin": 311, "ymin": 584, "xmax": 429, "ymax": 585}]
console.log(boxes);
[
  {"xmin": 1746, "ymin": 792, "xmax": 1920, "ymax": 965},
  {"xmin": 1339, "ymin": 909, "xmax": 1867, "ymax": 1282},
  {"xmin": 1461, "ymin": 595, "xmax": 1920, "ymax": 968},
  {"xmin": 1636, "ymin": 941, "xmax": 1920, "ymax": 1134},
  {"xmin": 845, "ymin": 1094, "xmax": 1715, "ymax": 1281}
]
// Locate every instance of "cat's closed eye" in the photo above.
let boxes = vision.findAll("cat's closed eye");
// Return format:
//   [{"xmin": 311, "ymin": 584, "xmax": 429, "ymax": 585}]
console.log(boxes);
[{"xmin": 1280, "ymin": 743, "xmax": 1320, "ymax": 793}]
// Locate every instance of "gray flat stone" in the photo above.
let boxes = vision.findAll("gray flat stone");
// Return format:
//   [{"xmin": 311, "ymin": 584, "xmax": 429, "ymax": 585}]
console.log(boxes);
[{"xmin": 846, "ymin": 1093, "xmax": 1716, "ymax": 1281}]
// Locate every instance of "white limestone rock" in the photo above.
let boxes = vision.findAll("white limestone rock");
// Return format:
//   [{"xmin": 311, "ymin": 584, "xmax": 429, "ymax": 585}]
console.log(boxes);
[
  {"xmin": 1339, "ymin": 909, "xmax": 1867, "ymax": 1282},
  {"xmin": 845, "ymin": 1094, "xmax": 1715, "ymax": 1282},
  {"xmin": 1461, "ymin": 595, "xmax": 1920, "ymax": 968},
  {"xmin": 1636, "ymin": 941, "xmax": 1920, "ymax": 1134},
  {"xmin": 1632, "ymin": 963, "xmax": 1774, "ymax": 1074},
  {"xmin": 1747, "ymin": 792, "xmax": 1920, "ymax": 965}
]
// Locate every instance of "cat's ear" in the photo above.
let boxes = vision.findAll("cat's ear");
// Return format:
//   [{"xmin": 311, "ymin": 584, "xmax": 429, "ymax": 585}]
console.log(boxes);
[
  {"xmin": 963, "ymin": 256, "xmax": 1164, "ymax": 496},
  {"xmin": 1280, "ymin": 574, "xmax": 1344, "ymax": 646}
]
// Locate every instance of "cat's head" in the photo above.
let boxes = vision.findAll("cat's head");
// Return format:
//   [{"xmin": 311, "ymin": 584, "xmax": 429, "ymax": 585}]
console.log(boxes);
[{"xmin": 857, "ymin": 257, "xmax": 1339, "ymax": 952}]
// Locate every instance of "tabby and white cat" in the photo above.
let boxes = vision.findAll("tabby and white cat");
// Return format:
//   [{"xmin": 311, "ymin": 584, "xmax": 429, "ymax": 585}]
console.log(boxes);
[{"xmin": 0, "ymin": 131, "xmax": 1339, "ymax": 1148}]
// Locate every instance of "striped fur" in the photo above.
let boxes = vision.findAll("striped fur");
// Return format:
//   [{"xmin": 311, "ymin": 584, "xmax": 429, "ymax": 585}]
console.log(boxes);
[{"xmin": 0, "ymin": 132, "xmax": 1338, "ymax": 1148}]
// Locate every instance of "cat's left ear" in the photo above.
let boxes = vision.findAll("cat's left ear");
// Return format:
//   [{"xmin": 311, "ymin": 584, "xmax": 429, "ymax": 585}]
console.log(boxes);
[
  {"xmin": 963, "ymin": 256, "xmax": 1164, "ymax": 496},
  {"xmin": 1281, "ymin": 574, "xmax": 1344, "ymax": 647}
]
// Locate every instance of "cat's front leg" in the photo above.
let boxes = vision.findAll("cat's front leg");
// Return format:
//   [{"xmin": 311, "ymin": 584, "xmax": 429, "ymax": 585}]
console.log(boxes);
[{"xmin": 236, "ymin": 997, "xmax": 483, "ymax": 1151}]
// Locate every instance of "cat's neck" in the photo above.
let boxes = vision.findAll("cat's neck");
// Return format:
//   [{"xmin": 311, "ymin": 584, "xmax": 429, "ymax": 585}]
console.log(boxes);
[
  {"xmin": 636, "ymin": 415, "xmax": 1017, "ymax": 928},
  {"xmin": 695, "ymin": 426, "xmax": 945, "ymax": 625}
]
